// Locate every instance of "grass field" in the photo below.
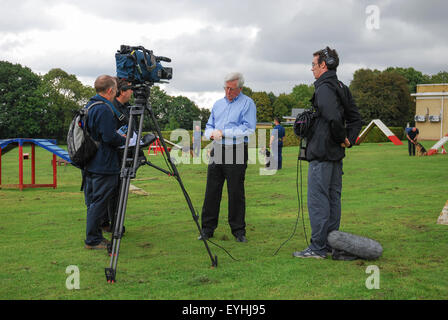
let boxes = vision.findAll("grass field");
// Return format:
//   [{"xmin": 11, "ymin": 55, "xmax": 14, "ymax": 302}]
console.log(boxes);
[{"xmin": 0, "ymin": 140, "xmax": 447, "ymax": 300}]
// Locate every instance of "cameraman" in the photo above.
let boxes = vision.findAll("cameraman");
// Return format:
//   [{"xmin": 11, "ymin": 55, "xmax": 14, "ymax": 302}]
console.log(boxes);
[
  {"xmin": 293, "ymin": 47, "xmax": 361, "ymax": 259},
  {"xmin": 83, "ymin": 75, "xmax": 126, "ymax": 250},
  {"xmin": 114, "ymin": 78, "xmax": 133, "ymax": 119},
  {"xmin": 101, "ymin": 78, "xmax": 134, "ymax": 232}
]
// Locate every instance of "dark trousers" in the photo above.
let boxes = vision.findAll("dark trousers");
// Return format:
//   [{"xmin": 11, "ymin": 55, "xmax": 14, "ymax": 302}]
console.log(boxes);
[
  {"xmin": 307, "ymin": 160, "xmax": 343, "ymax": 255},
  {"xmin": 84, "ymin": 173, "xmax": 120, "ymax": 245},
  {"xmin": 271, "ymin": 141, "xmax": 283, "ymax": 169},
  {"xmin": 201, "ymin": 143, "xmax": 248, "ymax": 237},
  {"xmin": 408, "ymin": 140, "xmax": 416, "ymax": 156},
  {"xmin": 105, "ymin": 193, "xmax": 119, "ymax": 230}
]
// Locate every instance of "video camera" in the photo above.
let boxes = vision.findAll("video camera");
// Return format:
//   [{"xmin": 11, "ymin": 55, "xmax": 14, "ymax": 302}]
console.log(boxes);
[{"xmin": 115, "ymin": 45, "xmax": 172, "ymax": 84}]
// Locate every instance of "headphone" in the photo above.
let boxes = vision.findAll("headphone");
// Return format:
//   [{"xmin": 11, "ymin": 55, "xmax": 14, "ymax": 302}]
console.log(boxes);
[
  {"xmin": 116, "ymin": 80, "xmax": 132, "ymax": 97},
  {"xmin": 322, "ymin": 47, "xmax": 337, "ymax": 69}
]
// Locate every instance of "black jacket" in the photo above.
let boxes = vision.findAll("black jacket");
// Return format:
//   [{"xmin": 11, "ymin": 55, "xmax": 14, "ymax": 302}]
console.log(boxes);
[
  {"xmin": 306, "ymin": 70, "xmax": 362, "ymax": 162},
  {"xmin": 113, "ymin": 98, "xmax": 138, "ymax": 132},
  {"xmin": 85, "ymin": 95, "xmax": 126, "ymax": 175}
]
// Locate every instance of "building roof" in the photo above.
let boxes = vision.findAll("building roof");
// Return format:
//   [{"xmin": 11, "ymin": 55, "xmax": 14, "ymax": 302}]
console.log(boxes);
[
  {"xmin": 414, "ymin": 83, "xmax": 448, "ymax": 95},
  {"xmin": 411, "ymin": 92, "xmax": 448, "ymax": 97},
  {"xmin": 283, "ymin": 108, "xmax": 306, "ymax": 120}
]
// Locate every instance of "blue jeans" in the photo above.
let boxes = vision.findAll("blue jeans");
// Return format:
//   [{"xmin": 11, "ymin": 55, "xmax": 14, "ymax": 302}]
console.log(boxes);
[
  {"xmin": 307, "ymin": 160, "xmax": 343, "ymax": 254},
  {"xmin": 84, "ymin": 173, "xmax": 120, "ymax": 245}
]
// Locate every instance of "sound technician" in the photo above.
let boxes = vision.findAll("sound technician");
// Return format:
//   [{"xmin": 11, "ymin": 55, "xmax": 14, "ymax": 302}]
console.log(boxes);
[{"xmin": 293, "ymin": 47, "xmax": 362, "ymax": 259}]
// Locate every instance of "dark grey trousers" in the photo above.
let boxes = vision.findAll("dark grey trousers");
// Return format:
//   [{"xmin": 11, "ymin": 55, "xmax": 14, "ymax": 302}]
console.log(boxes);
[
  {"xmin": 201, "ymin": 143, "xmax": 248, "ymax": 237},
  {"xmin": 307, "ymin": 160, "xmax": 343, "ymax": 255},
  {"xmin": 84, "ymin": 173, "xmax": 119, "ymax": 245}
]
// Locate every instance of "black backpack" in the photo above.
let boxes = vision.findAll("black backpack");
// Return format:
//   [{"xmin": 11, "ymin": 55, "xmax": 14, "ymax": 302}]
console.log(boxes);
[
  {"xmin": 67, "ymin": 101, "xmax": 103, "ymax": 169},
  {"xmin": 67, "ymin": 100, "xmax": 126, "ymax": 170}
]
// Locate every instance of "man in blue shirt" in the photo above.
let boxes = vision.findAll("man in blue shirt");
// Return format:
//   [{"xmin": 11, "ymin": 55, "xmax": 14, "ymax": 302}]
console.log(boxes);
[
  {"xmin": 405, "ymin": 127, "xmax": 419, "ymax": 156},
  {"xmin": 83, "ymin": 75, "xmax": 126, "ymax": 250},
  {"xmin": 269, "ymin": 117, "xmax": 286, "ymax": 170},
  {"xmin": 200, "ymin": 72, "xmax": 257, "ymax": 243}
]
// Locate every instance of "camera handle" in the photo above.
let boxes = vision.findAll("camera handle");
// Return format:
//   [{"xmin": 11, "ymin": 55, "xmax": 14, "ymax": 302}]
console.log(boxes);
[{"xmin": 105, "ymin": 84, "xmax": 217, "ymax": 283}]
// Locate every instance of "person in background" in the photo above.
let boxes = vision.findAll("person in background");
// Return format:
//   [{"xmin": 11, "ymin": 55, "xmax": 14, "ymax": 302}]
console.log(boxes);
[
  {"xmin": 193, "ymin": 125, "xmax": 203, "ymax": 157},
  {"xmin": 405, "ymin": 127, "xmax": 419, "ymax": 156},
  {"xmin": 269, "ymin": 117, "xmax": 286, "ymax": 170}
]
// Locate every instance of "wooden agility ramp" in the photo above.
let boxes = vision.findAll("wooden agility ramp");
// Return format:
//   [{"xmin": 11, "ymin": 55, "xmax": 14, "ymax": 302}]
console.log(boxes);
[
  {"xmin": 356, "ymin": 119, "xmax": 403, "ymax": 145},
  {"xmin": 427, "ymin": 135, "xmax": 448, "ymax": 156}
]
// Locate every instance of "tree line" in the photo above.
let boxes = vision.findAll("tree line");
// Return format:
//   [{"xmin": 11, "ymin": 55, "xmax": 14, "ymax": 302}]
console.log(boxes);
[
  {"xmin": 244, "ymin": 67, "xmax": 447, "ymax": 127},
  {"xmin": 0, "ymin": 61, "xmax": 211, "ymax": 142},
  {"xmin": 0, "ymin": 60, "xmax": 446, "ymax": 142}
]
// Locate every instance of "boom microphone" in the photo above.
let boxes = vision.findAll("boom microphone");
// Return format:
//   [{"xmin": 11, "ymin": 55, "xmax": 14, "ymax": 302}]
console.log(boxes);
[{"xmin": 327, "ymin": 230, "xmax": 383, "ymax": 260}]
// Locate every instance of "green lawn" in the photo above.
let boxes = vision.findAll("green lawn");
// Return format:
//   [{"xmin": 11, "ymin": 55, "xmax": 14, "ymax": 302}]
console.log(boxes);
[{"xmin": 0, "ymin": 141, "xmax": 447, "ymax": 300}]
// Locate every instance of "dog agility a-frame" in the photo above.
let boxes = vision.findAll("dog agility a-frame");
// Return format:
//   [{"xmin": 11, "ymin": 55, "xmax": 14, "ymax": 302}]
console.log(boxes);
[
  {"xmin": 427, "ymin": 135, "xmax": 448, "ymax": 156},
  {"xmin": 355, "ymin": 119, "xmax": 403, "ymax": 145}
]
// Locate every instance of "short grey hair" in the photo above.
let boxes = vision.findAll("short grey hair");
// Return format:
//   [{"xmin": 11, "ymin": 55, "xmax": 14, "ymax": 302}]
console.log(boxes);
[
  {"xmin": 94, "ymin": 75, "xmax": 117, "ymax": 94},
  {"xmin": 224, "ymin": 72, "xmax": 245, "ymax": 88}
]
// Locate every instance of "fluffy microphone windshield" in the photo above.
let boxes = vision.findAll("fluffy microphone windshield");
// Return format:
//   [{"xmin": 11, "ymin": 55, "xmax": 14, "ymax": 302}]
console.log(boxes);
[{"xmin": 327, "ymin": 230, "xmax": 383, "ymax": 260}]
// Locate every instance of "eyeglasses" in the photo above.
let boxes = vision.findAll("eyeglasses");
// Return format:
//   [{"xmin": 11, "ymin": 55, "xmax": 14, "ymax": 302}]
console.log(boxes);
[{"xmin": 223, "ymin": 86, "xmax": 240, "ymax": 92}]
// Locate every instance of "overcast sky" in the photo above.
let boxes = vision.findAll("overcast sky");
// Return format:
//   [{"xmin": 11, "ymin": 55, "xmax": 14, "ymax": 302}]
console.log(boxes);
[{"xmin": 1, "ymin": 0, "xmax": 447, "ymax": 109}]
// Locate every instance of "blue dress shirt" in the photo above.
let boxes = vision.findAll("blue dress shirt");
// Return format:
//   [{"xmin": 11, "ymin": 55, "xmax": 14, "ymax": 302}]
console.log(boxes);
[{"xmin": 205, "ymin": 93, "xmax": 257, "ymax": 145}]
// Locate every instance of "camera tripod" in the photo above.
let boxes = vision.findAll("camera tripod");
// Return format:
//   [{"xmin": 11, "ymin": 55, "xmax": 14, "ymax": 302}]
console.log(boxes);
[{"xmin": 105, "ymin": 83, "xmax": 218, "ymax": 283}]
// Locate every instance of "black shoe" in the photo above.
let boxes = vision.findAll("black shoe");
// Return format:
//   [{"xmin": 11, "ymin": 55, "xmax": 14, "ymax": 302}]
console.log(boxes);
[
  {"xmin": 235, "ymin": 235, "xmax": 248, "ymax": 243},
  {"xmin": 198, "ymin": 233, "xmax": 212, "ymax": 241},
  {"xmin": 84, "ymin": 239, "xmax": 110, "ymax": 250}
]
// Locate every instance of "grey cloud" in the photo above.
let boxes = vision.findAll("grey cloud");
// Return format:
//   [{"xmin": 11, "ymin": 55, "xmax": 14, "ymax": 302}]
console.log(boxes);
[
  {"xmin": 132, "ymin": 0, "xmax": 448, "ymax": 93},
  {"xmin": 0, "ymin": 0, "xmax": 60, "ymax": 32},
  {"xmin": 0, "ymin": 0, "xmax": 446, "ymax": 102},
  {"xmin": 56, "ymin": 0, "xmax": 204, "ymax": 24},
  {"xmin": 0, "ymin": 38, "xmax": 26, "ymax": 52},
  {"xmin": 153, "ymin": 25, "xmax": 259, "ymax": 92}
]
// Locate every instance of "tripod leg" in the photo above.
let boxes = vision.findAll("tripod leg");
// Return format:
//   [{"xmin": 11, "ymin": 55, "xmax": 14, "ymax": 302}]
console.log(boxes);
[
  {"xmin": 105, "ymin": 174, "xmax": 132, "ymax": 283},
  {"xmin": 144, "ymin": 97, "xmax": 218, "ymax": 268},
  {"xmin": 106, "ymin": 84, "xmax": 218, "ymax": 283},
  {"xmin": 105, "ymin": 104, "xmax": 146, "ymax": 283}
]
